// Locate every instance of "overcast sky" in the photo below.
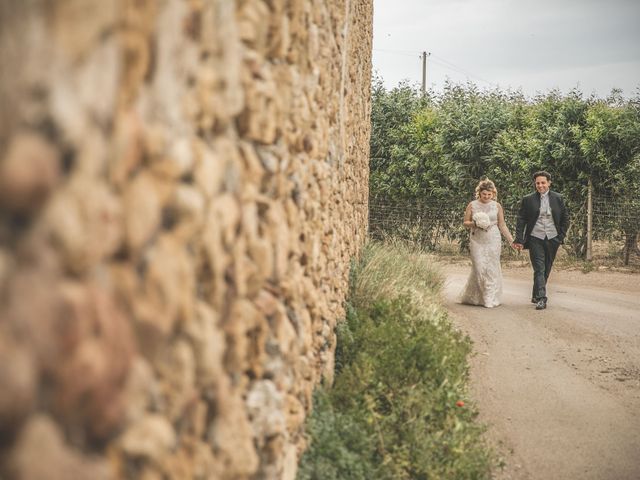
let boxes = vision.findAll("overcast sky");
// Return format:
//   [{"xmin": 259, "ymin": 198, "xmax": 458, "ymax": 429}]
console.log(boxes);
[{"xmin": 372, "ymin": 0, "xmax": 640, "ymax": 98}]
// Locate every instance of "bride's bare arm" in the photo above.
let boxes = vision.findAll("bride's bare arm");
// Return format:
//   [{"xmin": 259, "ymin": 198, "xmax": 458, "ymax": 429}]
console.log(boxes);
[
  {"xmin": 497, "ymin": 203, "xmax": 514, "ymax": 244},
  {"xmin": 463, "ymin": 202, "xmax": 475, "ymax": 229}
]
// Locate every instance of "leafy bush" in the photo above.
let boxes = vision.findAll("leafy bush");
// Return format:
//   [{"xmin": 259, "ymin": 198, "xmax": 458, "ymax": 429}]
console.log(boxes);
[
  {"xmin": 298, "ymin": 242, "xmax": 494, "ymax": 479},
  {"xmin": 296, "ymin": 390, "xmax": 378, "ymax": 480}
]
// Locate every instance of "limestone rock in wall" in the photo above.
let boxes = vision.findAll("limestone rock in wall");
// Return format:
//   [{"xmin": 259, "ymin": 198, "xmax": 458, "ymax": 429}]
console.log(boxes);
[{"xmin": 0, "ymin": 0, "xmax": 372, "ymax": 478}]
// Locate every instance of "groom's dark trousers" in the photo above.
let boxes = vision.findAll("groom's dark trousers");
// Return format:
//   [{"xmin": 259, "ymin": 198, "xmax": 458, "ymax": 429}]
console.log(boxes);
[{"xmin": 528, "ymin": 236, "xmax": 560, "ymax": 301}]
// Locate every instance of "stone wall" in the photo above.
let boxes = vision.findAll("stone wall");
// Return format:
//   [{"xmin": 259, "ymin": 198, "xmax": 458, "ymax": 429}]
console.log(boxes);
[{"xmin": 0, "ymin": 1, "xmax": 372, "ymax": 478}]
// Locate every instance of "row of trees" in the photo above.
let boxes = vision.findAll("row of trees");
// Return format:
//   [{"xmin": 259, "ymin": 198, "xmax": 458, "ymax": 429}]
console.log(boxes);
[{"xmin": 370, "ymin": 76, "xmax": 640, "ymax": 258}]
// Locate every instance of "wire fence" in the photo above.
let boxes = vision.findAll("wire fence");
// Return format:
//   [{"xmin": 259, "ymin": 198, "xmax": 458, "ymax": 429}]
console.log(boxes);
[{"xmin": 369, "ymin": 195, "xmax": 640, "ymax": 265}]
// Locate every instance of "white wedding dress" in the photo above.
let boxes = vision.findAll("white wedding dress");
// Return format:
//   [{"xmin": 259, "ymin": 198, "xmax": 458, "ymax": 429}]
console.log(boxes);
[{"xmin": 460, "ymin": 200, "xmax": 511, "ymax": 308}]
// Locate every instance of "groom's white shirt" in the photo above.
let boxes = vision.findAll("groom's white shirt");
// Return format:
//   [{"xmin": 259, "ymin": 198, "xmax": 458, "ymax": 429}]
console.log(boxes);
[{"xmin": 531, "ymin": 191, "xmax": 558, "ymax": 240}]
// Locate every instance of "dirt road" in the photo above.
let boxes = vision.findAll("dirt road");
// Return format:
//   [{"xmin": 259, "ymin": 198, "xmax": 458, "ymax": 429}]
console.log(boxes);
[{"xmin": 442, "ymin": 262, "xmax": 640, "ymax": 480}]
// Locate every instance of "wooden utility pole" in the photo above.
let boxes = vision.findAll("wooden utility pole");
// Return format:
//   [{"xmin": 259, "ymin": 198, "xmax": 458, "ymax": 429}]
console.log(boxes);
[
  {"xmin": 421, "ymin": 51, "xmax": 430, "ymax": 96},
  {"xmin": 586, "ymin": 178, "xmax": 593, "ymax": 261}
]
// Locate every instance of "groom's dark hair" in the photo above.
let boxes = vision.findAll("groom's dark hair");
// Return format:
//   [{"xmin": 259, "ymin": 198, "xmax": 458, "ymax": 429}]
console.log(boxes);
[{"xmin": 532, "ymin": 170, "xmax": 551, "ymax": 181}]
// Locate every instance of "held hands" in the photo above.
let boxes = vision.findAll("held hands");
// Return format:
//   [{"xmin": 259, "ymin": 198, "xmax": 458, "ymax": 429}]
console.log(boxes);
[{"xmin": 511, "ymin": 242, "xmax": 524, "ymax": 251}]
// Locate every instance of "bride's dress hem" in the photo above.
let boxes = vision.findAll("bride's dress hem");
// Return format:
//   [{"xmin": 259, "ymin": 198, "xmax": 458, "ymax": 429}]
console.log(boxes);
[{"xmin": 459, "ymin": 299, "xmax": 501, "ymax": 308}]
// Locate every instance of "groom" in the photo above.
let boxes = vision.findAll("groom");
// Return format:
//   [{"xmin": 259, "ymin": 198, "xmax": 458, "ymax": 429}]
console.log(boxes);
[{"xmin": 513, "ymin": 171, "xmax": 570, "ymax": 310}]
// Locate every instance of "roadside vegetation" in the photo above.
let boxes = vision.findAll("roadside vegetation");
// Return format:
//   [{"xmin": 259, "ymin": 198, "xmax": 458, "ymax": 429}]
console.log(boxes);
[{"xmin": 297, "ymin": 241, "xmax": 495, "ymax": 479}]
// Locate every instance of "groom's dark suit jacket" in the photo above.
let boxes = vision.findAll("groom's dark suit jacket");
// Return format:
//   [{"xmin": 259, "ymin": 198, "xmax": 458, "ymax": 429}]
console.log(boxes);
[{"xmin": 515, "ymin": 190, "xmax": 570, "ymax": 249}]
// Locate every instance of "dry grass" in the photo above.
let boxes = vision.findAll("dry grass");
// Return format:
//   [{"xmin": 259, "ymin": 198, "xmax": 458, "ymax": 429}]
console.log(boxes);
[{"xmin": 351, "ymin": 238, "xmax": 444, "ymax": 316}]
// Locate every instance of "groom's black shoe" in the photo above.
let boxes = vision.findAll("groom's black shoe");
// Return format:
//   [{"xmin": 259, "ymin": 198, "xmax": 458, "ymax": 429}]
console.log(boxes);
[{"xmin": 535, "ymin": 299, "xmax": 547, "ymax": 310}]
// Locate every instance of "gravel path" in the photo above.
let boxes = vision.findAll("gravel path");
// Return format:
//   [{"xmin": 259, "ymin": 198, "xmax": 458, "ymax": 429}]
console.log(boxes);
[{"xmin": 442, "ymin": 262, "xmax": 640, "ymax": 480}]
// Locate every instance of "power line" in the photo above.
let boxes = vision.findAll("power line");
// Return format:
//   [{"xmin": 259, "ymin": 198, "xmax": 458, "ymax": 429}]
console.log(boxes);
[
  {"xmin": 429, "ymin": 58, "xmax": 497, "ymax": 88},
  {"xmin": 373, "ymin": 48, "xmax": 499, "ymax": 89},
  {"xmin": 429, "ymin": 53, "xmax": 497, "ymax": 87}
]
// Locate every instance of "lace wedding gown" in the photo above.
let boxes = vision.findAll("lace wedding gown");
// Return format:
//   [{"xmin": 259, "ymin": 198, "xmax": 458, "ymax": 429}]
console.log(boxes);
[{"xmin": 460, "ymin": 200, "xmax": 511, "ymax": 308}]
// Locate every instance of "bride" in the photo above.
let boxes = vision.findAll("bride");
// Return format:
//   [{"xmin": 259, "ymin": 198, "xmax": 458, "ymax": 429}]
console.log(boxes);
[{"xmin": 460, "ymin": 179, "xmax": 517, "ymax": 308}]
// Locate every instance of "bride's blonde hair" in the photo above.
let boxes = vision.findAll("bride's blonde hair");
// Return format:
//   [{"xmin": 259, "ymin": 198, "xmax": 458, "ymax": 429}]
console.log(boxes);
[{"xmin": 475, "ymin": 178, "xmax": 498, "ymax": 200}]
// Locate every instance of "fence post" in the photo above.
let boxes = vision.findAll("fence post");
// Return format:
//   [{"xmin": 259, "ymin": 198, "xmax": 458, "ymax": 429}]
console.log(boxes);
[{"xmin": 586, "ymin": 178, "xmax": 593, "ymax": 261}]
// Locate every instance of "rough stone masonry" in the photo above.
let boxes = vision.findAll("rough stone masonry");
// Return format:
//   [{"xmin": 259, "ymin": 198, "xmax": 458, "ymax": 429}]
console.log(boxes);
[{"xmin": 0, "ymin": 1, "xmax": 372, "ymax": 478}]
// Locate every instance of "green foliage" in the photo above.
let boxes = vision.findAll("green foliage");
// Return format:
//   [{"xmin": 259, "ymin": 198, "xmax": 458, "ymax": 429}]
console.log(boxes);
[
  {"xmin": 298, "ymin": 242, "xmax": 494, "ymax": 480},
  {"xmin": 370, "ymin": 80, "xmax": 640, "ymax": 258},
  {"xmin": 296, "ymin": 389, "xmax": 378, "ymax": 480},
  {"xmin": 370, "ymin": 74, "xmax": 429, "ymax": 172}
]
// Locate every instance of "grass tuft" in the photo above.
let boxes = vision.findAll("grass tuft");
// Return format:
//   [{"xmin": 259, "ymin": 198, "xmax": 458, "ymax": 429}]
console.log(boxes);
[{"xmin": 350, "ymin": 239, "xmax": 443, "ymax": 313}]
